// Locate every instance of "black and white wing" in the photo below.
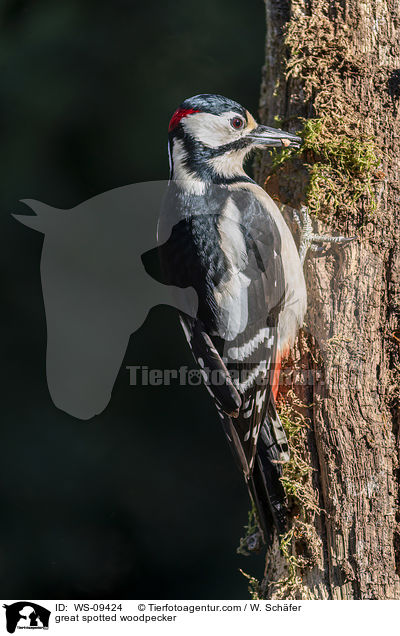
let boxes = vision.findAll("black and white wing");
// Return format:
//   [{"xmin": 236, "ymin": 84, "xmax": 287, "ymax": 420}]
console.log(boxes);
[{"xmin": 157, "ymin": 183, "xmax": 289, "ymax": 538}]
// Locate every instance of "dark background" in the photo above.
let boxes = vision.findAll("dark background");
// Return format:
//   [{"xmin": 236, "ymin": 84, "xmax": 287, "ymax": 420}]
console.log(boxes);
[{"xmin": 1, "ymin": 0, "xmax": 267, "ymax": 598}]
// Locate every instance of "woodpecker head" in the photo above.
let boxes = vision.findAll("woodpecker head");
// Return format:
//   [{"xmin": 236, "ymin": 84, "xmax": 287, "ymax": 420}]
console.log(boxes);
[{"xmin": 168, "ymin": 94, "xmax": 301, "ymax": 191}]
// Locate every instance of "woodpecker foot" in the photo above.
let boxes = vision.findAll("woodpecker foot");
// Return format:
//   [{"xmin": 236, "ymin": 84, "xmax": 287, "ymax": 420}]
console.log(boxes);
[{"xmin": 293, "ymin": 205, "xmax": 356, "ymax": 265}]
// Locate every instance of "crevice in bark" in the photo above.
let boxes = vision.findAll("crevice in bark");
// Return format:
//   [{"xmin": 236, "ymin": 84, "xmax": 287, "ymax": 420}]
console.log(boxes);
[{"xmin": 310, "ymin": 424, "xmax": 331, "ymax": 595}]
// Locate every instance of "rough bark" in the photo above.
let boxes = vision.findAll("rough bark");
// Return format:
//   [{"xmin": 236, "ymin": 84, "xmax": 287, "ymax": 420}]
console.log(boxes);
[{"xmin": 257, "ymin": 0, "xmax": 400, "ymax": 599}]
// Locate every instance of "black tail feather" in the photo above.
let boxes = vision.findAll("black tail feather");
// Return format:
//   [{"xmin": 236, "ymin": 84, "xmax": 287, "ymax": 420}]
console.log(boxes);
[{"xmin": 247, "ymin": 419, "xmax": 288, "ymax": 545}]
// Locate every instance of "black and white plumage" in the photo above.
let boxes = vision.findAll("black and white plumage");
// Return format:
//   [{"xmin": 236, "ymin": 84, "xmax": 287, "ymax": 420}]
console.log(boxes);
[{"xmin": 158, "ymin": 94, "xmax": 307, "ymax": 543}]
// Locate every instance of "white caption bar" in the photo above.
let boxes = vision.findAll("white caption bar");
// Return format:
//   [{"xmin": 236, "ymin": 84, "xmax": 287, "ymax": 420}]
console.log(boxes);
[{"xmin": 1, "ymin": 599, "xmax": 397, "ymax": 636}]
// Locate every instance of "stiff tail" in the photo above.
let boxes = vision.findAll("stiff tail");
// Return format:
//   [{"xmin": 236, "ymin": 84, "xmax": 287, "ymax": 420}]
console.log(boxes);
[{"xmin": 247, "ymin": 401, "xmax": 289, "ymax": 544}]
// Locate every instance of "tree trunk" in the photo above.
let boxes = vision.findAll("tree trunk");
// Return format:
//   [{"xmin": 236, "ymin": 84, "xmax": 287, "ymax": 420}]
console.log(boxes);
[{"xmin": 257, "ymin": 0, "xmax": 400, "ymax": 599}]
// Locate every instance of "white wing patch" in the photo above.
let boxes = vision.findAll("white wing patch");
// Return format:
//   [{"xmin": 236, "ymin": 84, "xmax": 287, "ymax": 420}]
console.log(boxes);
[{"xmin": 214, "ymin": 200, "xmax": 251, "ymax": 340}]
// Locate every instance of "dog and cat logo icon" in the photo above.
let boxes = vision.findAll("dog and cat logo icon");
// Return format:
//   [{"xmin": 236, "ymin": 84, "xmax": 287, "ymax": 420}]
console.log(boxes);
[{"xmin": 2, "ymin": 603, "xmax": 50, "ymax": 633}]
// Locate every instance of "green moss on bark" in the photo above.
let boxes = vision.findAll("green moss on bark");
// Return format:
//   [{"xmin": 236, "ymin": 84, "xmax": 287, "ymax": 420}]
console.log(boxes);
[{"xmin": 268, "ymin": 116, "xmax": 381, "ymax": 219}]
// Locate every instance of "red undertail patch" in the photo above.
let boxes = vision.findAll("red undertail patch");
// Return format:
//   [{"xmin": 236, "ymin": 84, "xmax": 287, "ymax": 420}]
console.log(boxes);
[
  {"xmin": 272, "ymin": 352, "xmax": 282, "ymax": 401},
  {"xmin": 272, "ymin": 346, "xmax": 290, "ymax": 400}
]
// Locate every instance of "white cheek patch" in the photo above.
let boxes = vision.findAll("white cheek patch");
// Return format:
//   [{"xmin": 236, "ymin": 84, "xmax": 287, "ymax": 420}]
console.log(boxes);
[{"xmin": 182, "ymin": 111, "xmax": 245, "ymax": 148}]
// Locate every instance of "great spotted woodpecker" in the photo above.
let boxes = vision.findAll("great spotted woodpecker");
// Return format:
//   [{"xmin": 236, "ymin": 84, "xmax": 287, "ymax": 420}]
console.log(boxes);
[{"xmin": 157, "ymin": 94, "xmax": 349, "ymax": 544}]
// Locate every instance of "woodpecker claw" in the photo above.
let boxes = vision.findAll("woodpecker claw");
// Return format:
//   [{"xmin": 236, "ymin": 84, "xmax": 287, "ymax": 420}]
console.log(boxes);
[{"xmin": 294, "ymin": 205, "xmax": 356, "ymax": 265}]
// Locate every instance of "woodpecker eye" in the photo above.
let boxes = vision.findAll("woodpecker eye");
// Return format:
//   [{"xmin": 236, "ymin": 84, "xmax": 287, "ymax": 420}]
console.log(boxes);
[{"xmin": 230, "ymin": 117, "xmax": 244, "ymax": 130}]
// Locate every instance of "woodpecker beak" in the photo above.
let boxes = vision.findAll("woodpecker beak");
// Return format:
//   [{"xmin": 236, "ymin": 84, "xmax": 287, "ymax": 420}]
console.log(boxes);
[{"xmin": 248, "ymin": 125, "xmax": 302, "ymax": 149}]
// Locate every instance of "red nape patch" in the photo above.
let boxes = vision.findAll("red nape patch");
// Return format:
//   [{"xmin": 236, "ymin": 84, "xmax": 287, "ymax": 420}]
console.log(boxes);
[{"xmin": 168, "ymin": 108, "xmax": 200, "ymax": 132}]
